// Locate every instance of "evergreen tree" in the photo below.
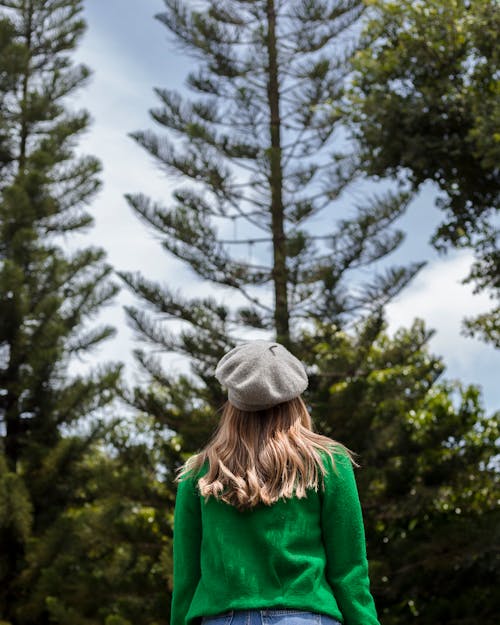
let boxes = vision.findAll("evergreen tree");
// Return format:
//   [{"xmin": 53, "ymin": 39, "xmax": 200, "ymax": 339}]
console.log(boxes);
[
  {"xmin": 14, "ymin": 416, "xmax": 172, "ymax": 625},
  {"xmin": 119, "ymin": 0, "xmax": 424, "ymax": 354},
  {"xmin": 0, "ymin": 1, "xmax": 122, "ymax": 623},
  {"xmin": 342, "ymin": 0, "xmax": 500, "ymax": 347},
  {"xmin": 118, "ymin": 0, "xmax": 426, "ymax": 462}
]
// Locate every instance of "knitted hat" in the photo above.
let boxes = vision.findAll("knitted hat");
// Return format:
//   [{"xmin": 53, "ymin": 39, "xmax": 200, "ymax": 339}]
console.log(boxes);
[{"xmin": 214, "ymin": 339, "xmax": 308, "ymax": 411}]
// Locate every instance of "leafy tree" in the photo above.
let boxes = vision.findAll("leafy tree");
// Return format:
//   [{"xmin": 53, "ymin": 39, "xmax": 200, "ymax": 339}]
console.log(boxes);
[
  {"xmin": 299, "ymin": 313, "xmax": 499, "ymax": 625},
  {"xmin": 0, "ymin": 1, "xmax": 122, "ymax": 623},
  {"xmin": 342, "ymin": 0, "xmax": 500, "ymax": 347}
]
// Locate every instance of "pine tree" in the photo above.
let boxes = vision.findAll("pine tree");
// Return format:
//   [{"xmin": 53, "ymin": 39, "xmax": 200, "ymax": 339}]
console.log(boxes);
[
  {"xmin": 14, "ymin": 416, "xmax": 172, "ymax": 625},
  {"xmin": 0, "ymin": 2, "xmax": 123, "ymax": 622},
  {"xmin": 118, "ymin": 0, "xmax": 426, "ymax": 454},
  {"xmin": 119, "ymin": 0, "xmax": 424, "ymax": 355},
  {"xmin": 117, "ymin": 1, "xmax": 421, "ymax": 622}
]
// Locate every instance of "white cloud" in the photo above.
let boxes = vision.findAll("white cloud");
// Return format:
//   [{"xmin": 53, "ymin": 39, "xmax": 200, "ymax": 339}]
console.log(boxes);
[{"xmin": 385, "ymin": 249, "xmax": 499, "ymax": 408}]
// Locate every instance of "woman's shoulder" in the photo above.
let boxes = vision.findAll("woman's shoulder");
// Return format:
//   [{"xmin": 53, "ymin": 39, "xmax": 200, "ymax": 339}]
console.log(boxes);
[
  {"xmin": 318, "ymin": 443, "xmax": 352, "ymax": 465},
  {"xmin": 317, "ymin": 444, "xmax": 356, "ymax": 487},
  {"xmin": 176, "ymin": 454, "xmax": 208, "ymax": 485}
]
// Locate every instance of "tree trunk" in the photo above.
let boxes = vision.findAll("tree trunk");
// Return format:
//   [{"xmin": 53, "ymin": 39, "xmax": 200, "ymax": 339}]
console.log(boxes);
[{"xmin": 266, "ymin": 0, "xmax": 290, "ymax": 347}]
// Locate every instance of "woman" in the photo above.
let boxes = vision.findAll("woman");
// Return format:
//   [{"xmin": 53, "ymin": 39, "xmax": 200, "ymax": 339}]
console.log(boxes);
[{"xmin": 170, "ymin": 340, "xmax": 382, "ymax": 625}]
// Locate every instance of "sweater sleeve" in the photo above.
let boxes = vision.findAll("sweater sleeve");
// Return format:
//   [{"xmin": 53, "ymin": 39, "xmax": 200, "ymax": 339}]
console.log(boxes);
[
  {"xmin": 320, "ymin": 450, "xmax": 382, "ymax": 625},
  {"xmin": 170, "ymin": 471, "xmax": 202, "ymax": 625}
]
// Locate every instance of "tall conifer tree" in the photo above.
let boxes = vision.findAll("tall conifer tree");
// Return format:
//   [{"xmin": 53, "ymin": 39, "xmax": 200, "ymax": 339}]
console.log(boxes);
[
  {"xmin": 119, "ymin": 0, "xmax": 424, "ymax": 429},
  {"xmin": 0, "ymin": 1, "xmax": 122, "ymax": 622}
]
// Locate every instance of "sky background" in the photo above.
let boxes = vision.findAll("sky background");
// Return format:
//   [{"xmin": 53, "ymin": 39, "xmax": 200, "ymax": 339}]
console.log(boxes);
[{"xmin": 65, "ymin": 0, "xmax": 499, "ymax": 417}]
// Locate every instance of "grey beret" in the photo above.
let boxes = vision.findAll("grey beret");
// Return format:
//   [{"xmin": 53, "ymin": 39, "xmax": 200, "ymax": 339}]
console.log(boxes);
[{"xmin": 215, "ymin": 339, "xmax": 308, "ymax": 411}]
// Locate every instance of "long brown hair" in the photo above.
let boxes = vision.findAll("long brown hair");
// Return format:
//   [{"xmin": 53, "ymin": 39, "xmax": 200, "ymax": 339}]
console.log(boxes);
[{"xmin": 174, "ymin": 396, "xmax": 360, "ymax": 511}]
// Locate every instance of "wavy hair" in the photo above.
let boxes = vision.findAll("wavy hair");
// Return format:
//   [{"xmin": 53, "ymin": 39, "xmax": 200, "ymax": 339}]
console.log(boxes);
[{"xmin": 174, "ymin": 396, "xmax": 360, "ymax": 511}]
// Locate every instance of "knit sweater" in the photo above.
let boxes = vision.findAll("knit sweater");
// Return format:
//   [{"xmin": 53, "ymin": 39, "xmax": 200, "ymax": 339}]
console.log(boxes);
[{"xmin": 170, "ymin": 449, "xmax": 381, "ymax": 625}]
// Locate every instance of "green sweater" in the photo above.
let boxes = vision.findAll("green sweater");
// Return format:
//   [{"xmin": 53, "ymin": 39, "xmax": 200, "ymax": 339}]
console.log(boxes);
[{"xmin": 170, "ymin": 449, "xmax": 381, "ymax": 625}]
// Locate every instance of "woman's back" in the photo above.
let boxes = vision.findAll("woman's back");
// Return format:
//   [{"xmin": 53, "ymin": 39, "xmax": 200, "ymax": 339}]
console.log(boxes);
[
  {"xmin": 169, "ymin": 340, "xmax": 382, "ymax": 625},
  {"xmin": 171, "ymin": 449, "xmax": 381, "ymax": 625}
]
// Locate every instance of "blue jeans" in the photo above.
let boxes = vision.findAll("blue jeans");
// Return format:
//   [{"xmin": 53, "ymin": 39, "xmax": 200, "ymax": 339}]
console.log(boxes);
[{"xmin": 201, "ymin": 609, "xmax": 342, "ymax": 625}]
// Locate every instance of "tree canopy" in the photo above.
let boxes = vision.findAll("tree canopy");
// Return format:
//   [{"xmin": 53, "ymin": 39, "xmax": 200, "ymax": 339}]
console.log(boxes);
[{"xmin": 342, "ymin": 0, "xmax": 500, "ymax": 346}]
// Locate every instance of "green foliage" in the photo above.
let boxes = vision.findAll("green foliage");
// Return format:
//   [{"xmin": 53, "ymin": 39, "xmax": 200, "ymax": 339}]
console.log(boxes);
[
  {"xmin": 0, "ymin": 454, "xmax": 33, "ymax": 546},
  {"xmin": 0, "ymin": 1, "xmax": 123, "ymax": 623},
  {"xmin": 116, "ymin": 303, "xmax": 500, "ymax": 624},
  {"xmin": 15, "ymin": 428, "xmax": 171, "ymax": 625},
  {"xmin": 343, "ymin": 0, "xmax": 500, "ymax": 346},
  {"xmin": 297, "ymin": 313, "xmax": 499, "ymax": 624}
]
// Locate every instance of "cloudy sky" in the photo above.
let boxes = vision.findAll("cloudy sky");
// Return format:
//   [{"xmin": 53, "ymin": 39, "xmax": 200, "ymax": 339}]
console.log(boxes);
[{"xmin": 66, "ymin": 0, "xmax": 499, "ymax": 416}]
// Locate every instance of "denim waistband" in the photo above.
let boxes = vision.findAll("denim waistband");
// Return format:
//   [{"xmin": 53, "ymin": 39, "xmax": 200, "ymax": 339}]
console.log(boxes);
[{"xmin": 201, "ymin": 610, "xmax": 342, "ymax": 625}]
